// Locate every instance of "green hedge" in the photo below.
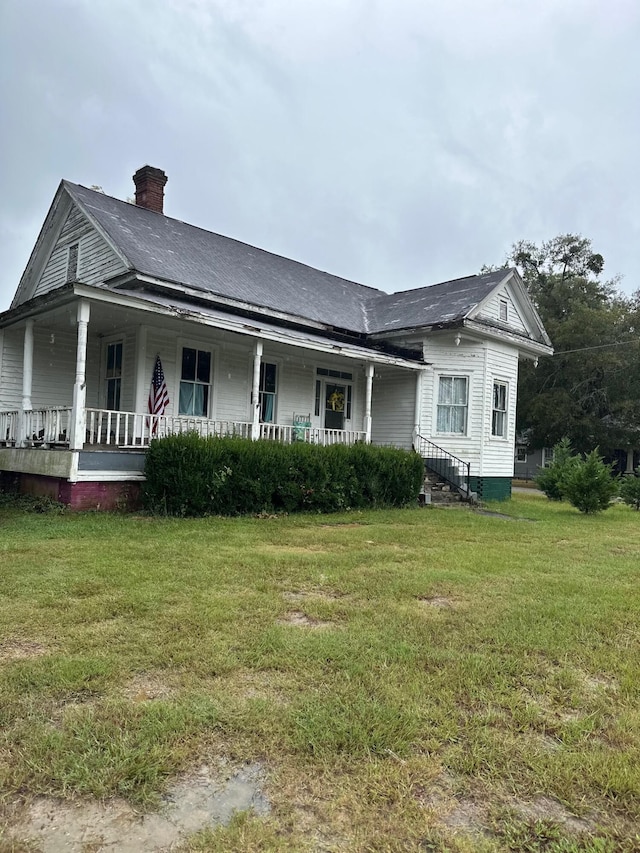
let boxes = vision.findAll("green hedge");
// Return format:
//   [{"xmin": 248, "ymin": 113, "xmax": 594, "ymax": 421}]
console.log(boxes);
[{"xmin": 142, "ymin": 434, "xmax": 424, "ymax": 516}]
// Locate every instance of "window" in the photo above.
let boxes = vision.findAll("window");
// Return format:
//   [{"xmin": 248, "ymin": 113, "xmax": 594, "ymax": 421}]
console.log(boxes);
[
  {"xmin": 516, "ymin": 445, "xmax": 527, "ymax": 463},
  {"xmin": 542, "ymin": 447, "xmax": 554, "ymax": 467},
  {"xmin": 259, "ymin": 362, "xmax": 277, "ymax": 422},
  {"xmin": 491, "ymin": 381, "xmax": 508, "ymax": 437},
  {"xmin": 66, "ymin": 243, "xmax": 79, "ymax": 282},
  {"xmin": 179, "ymin": 347, "xmax": 211, "ymax": 416},
  {"xmin": 499, "ymin": 299, "xmax": 508, "ymax": 322},
  {"xmin": 437, "ymin": 376, "xmax": 468, "ymax": 434},
  {"xmin": 105, "ymin": 341, "xmax": 122, "ymax": 410}
]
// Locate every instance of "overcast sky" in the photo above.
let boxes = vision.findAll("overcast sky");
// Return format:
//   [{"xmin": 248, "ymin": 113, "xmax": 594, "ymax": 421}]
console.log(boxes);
[{"xmin": 1, "ymin": 0, "xmax": 638, "ymax": 312}]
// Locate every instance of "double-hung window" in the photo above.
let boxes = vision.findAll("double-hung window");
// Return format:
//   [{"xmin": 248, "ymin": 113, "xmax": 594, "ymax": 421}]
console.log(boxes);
[
  {"xmin": 105, "ymin": 341, "xmax": 122, "ymax": 410},
  {"xmin": 179, "ymin": 347, "xmax": 211, "ymax": 417},
  {"xmin": 259, "ymin": 362, "xmax": 277, "ymax": 422},
  {"xmin": 437, "ymin": 376, "xmax": 468, "ymax": 434},
  {"xmin": 491, "ymin": 381, "xmax": 508, "ymax": 437}
]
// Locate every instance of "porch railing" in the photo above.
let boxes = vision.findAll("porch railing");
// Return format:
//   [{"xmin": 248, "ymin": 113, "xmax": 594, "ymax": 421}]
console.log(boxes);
[
  {"xmin": 1, "ymin": 408, "xmax": 368, "ymax": 450},
  {"xmin": 0, "ymin": 410, "xmax": 20, "ymax": 445},
  {"xmin": 85, "ymin": 410, "xmax": 253, "ymax": 447},
  {"xmin": 0, "ymin": 408, "xmax": 72, "ymax": 447},
  {"xmin": 415, "ymin": 434, "xmax": 472, "ymax": 497}
]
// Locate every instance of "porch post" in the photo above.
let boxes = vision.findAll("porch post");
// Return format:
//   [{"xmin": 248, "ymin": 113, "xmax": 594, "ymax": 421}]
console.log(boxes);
[
  {"xmin": 626, "ymin": 448, "xmax": 635, "ymax": 475},
  {"xmin": 364, "ymin": 363, "xmax": 374, "ymax": 443},
  {"xmin": 19, "ymin": 319, "xmax": 34, "ymax": 446},
  {"xmin": 413, "ymin": 369, "xmax": 423, "ymax": 448},
  {"xmin": 251, "ymin": 339, "xmax": 263, "ymax": 440},
  {"xmin": 69, "ymin": 300, "xmax": 90, "ymax": 451}
]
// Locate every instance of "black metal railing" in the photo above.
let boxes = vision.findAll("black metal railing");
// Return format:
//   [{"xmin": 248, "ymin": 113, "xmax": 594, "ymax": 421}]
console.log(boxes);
[{"xmin": 415, "ymin": 434, "xmax": 471, "ymax": 498}]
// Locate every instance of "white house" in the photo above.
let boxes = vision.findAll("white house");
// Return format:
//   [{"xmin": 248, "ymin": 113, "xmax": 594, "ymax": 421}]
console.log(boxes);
[{"xmin": 0, "ymin": 166, "xmax": 552, "ymax": 509}]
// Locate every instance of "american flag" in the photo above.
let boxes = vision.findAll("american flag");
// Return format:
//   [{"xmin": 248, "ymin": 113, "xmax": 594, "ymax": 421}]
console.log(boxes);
[{"xmin": 148, "ymin": 355, "xmax": 169, "ymax": 434}]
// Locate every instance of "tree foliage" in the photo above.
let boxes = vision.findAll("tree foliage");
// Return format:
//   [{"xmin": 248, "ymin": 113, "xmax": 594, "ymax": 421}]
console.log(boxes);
[
  {"xmin": 561, "ymin": 449, "xmax": 619, "ymax": 514},
  {"xmin": 493, "ymin": 234, "xmax": 640, "ymax": 456},
  {"xmin": 619, "ymin": 471, "xmax": 640, "ymax": 511}
]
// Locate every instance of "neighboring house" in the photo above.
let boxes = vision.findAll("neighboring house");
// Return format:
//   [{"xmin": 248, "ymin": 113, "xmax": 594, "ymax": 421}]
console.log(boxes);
[
  {"xmin": 515, "ymin": 442, "xmax": 639, "ymax": 481},
  {"xmin": 0, "ymin": 166, "xmax": 553, "ymax": 508}
]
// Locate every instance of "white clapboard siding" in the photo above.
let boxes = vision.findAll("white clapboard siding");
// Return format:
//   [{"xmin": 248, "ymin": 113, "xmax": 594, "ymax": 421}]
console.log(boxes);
[
  {"xmin": 0, "ymin": 328, "xmax": 23, "ymax": 409},
  {"xmin": 421, "ymin": 340, "xmax": 485, "ymax": 475},
  {"xmin": 34, "ymin": 204, "xmax": 127, "ymax": 298},
  {"xmin": 30, "ymin": 327, "xmax": 78, "ymax": 407},
  {"xmin": 370, "ymin": 367, "xmax": 416, "ymax": 449},
  {"xmin": 476, "ymin": 288, "xmax": 527, "ymax": 334},
  {"xmin": 421, "ymin": 337, "xmax": 520, "ymax": 477},
  {"xmin": 480, "ymin": 343, "xmax": 520, "ymax": 476}
]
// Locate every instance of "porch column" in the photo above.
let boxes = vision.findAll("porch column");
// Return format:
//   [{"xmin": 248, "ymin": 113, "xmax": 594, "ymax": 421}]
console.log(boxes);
[
  {"xmin": 413, "ymin": 369, "xmax": 423, "ymax": 448},
  {"xmin": 251, "ymin": 339, "xmax": 263, "ymax": 440},
  {"xmin": 625, "ymin": 448, "xmax": 635, "ymax": 475},
  {"xmin": 69, "ymin": 300, "xmax": 90, "ymax": 451},
  {"xmin": 19, "ymin": 319, "xmax": 34, "ymax": 446},
  {"xmin": 364, "ymin": 363, "xmax": 374, "ymax": 443}
]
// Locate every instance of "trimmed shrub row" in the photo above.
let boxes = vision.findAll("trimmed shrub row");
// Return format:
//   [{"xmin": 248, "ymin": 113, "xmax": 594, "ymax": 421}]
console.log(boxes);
[{"xmin": 143, "ymin": 433, "xmax": 424, "ymax": 516}]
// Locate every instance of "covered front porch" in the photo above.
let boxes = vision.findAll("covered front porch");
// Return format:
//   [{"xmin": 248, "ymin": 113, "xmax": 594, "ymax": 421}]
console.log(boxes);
[{"xmin": 0, "ymin": 287, "xmax": 426, "ymax": 502}]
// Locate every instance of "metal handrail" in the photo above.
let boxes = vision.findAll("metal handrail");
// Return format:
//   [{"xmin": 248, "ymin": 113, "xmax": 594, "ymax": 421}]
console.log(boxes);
[{"xmin": 415, "ymin": 434, "xmax": 471, "ymax": 497}]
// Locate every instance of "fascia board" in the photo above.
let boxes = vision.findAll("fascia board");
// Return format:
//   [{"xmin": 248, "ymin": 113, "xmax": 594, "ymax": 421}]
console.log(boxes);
[
  {"xmin": 462, "ymin": 318, "xmax": 554, "ymax": 357},
  {"xmin": 109, "ymin": 273, "xmax": 332, "ymax": 334},
  {"xmin": 73, "ymin": 284, "xmax": 424, "ymax": 370},
  {"xmin": 10, "ymin": 184, "xmax": 73, "ymax": 309}
]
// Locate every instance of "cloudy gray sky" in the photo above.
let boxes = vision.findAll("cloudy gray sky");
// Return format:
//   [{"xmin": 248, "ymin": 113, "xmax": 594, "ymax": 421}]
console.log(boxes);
[{"xmin": 1, "ymin": 0, "xmax": 638, "ymax": 312}]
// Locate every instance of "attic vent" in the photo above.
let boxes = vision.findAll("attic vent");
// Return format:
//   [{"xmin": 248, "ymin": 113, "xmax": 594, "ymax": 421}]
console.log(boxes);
[
  {"xmin": 66, "ymin": 243, "xmax": 79, "ymax": 282},
  {"xmin": 499, "ymin": 299, "xmax": 508, "ymax": 322}
]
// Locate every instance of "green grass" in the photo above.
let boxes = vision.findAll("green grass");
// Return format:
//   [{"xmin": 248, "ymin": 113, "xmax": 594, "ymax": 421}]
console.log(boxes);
[{"xmin": 1, "ymin": 494, "xmax": 639, "ymax": 851}]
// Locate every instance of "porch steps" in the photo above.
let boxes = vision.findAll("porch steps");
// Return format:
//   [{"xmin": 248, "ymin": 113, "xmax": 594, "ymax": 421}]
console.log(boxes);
[{"xmin": 420, "ymin": 469, "xmax": 466, "ymax": 505}]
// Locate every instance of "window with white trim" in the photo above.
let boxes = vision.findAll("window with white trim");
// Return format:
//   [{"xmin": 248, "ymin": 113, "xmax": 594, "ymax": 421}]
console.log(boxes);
[
  {"xmin": 179, "ymin": 347, "xmax": 211, "ymax": 416},
  {"xmin": 499, "ymin": 299, "xmax": 508, "ymax": 322},
  {"xmin": 66, "ymin": 243, "xmax": 79, "ymax": 282},
  {"xmin": 541, "ymin": 447, "xmax": 554, "ymax": 467},
  {"xmin": 491, "ymin": 381, "xmax": 508, "ymax": 437},
  {"xmin": 259, "ymin": 362, "xmax": 277, "ymax": 422},
  {"xmin": 436, "ymin": 376, "xmax": 468, "ymax": 434},
  {"xmin": 515, "ymin": 445, "xmax": 527, "ymax": 463}
]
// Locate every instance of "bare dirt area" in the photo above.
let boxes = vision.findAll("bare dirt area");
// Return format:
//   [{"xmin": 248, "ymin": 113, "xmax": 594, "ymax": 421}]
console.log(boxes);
[
  {"xmin": 0, "ymin": 639, "xmax": 49, "ymax": 662},
  {"xmin": 5, "ymin": 763, "xmax": 270, "ymax": 853}
]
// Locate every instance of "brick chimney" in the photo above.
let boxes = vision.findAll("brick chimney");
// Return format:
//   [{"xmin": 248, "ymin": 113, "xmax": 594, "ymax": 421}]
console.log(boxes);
[{"xmin": 132, "ymin": 165, "xmax": 167, "ymax": 213}]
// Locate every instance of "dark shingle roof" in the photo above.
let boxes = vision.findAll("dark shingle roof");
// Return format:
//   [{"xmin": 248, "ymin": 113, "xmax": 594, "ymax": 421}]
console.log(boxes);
[
  {"xmin": 66, "ymin": 182, "xmax": 381, "ymax": 333},
  {"xmin": 66, "ymin": 182, "xmax": 510, "ymax": 336},
  {"xmin": 364, "ymin": 269, "xmax": 510, "ymax": 333}
]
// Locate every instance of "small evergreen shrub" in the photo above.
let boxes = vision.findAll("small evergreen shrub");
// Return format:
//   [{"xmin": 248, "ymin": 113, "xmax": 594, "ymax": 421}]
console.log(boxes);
[
  {"xmin": 561, "ymin": 449, "xmax": 619, "ymax": 514},
  {"xmin": 534, "ymin": 437, "xmax": 579, "ymax": 501},
  {"xmin": 143, "ymin": 434, "xmax": 424, "ymax": 516},
  {"xmin": 620, "ymin": 470, "xmax": 640, "ymax": 510}
]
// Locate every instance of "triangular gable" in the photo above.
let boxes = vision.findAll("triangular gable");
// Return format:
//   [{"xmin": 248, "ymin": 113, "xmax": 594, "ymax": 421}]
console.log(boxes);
[
  {"xmin": 11, "ymin": 184, "xmax": 129, "ymax": 309},
  {"xmin": 468, "ymin": 269, "xmax": 551, "ymax": 347}
]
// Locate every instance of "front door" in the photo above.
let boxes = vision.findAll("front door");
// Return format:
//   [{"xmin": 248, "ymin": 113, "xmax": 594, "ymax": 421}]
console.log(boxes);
[{"xmin": 325, "ymin": 383, "xmax": 346, "ymax": 430}]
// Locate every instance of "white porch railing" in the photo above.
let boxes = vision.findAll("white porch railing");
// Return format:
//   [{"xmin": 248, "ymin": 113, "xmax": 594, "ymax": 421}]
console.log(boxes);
[
  {"xmin": 0, "ymin": 410, "xmax": 20, "ymax": 445},
  {"xmin": 0, "ymin": 408, "xmax": 367, "ymax": 449},
  {"xmin": 0, "ymin": 407, "xmax": 72, "ymax": 446},
  {"xmin": 85, "ymin": 409, "xmax": 253, "ymax": 447}
]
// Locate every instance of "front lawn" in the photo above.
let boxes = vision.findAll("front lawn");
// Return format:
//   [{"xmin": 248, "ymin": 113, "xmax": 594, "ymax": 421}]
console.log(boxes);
[{"xmin": 0, "ymin": 494, "xmax": 638, "ymax": 851}]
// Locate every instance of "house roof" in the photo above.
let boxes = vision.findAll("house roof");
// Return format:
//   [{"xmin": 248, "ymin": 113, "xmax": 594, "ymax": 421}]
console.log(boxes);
[
  {"xmin": 64, "ymin": 182, "xmax": 381, "ymax": 334},
  {"xmin": 365, "ymin": 269, "xmax": 512, "ymax": 334},
  {"xmin": 9, "ymin": 180, "xmax": 549, "ymax": 353}
]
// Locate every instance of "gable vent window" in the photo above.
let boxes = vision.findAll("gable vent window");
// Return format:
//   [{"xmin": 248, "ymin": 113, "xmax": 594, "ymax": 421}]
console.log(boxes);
[
  {"xmin": 66, "ymin": 243, "xmax": 79, "ymax": 282},
  {"xmin": 499, "ymin": 299, "xmax": 508, "ymax": 322}
]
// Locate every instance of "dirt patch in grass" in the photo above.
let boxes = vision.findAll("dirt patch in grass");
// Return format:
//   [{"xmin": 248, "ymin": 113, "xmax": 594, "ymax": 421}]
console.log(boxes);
[
  {"xmin": 121, "ymin": 673, "xmax": 176, "ymax": 703},
  {"xmin": 417, "ymin": 595, "xmax": 455, "ymax": 609},
  {"xmin": 319, "ymin": 522, "xmax": 364, "ymax": 528},
  {"xmin": 278, "ymin": 611, "xmax": 334, "ymax": 629},
  {"xmin": 260, "ymin": 544, "xmax": 330, "ymax": 554},
  {"xmin": 282, "ymin": 589, "xmax": 342, "ymax": 603},
  {"xmin": 6, "ymin": 763, "xmax": 270, "ymax": 853},
  {"xmin": 512, "ymin": 795, "xmax": 595, "ymax": 834},
  {"xmin": 413, "ymin": 772, "xmax": 488, "ymax": 839},
  {"xmin": 0, "ymin": 639, "xmax": 49, "ymax": 662}
]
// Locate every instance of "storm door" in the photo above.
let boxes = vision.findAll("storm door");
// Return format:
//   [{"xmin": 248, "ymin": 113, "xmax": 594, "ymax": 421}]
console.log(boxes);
[{"xmin": 324, "ymin": 383, "xmax": 346, "ymax": 430}]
